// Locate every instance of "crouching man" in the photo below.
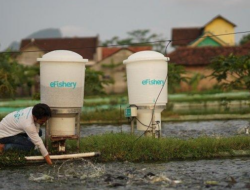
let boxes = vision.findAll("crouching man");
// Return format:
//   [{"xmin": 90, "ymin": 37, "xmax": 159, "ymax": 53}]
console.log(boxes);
[{"xmin": 0, "ymin": 103, "xmax": 52, "ymax": 165}]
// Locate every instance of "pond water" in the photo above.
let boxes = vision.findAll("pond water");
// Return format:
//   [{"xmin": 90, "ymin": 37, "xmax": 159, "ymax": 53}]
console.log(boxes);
[
  {"xmin": 1, "ymin": 120, "xmax": 250, "ymax": 190},
  {"xmin": 80, "ymin": 119, "xmax": 250, "ymax": 138}
]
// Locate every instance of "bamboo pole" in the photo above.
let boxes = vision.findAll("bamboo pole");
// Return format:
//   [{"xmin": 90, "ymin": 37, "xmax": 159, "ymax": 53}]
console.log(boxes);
[{"xmin": 25, "ymin": 152, "xmax": 100, "ymax": 161}]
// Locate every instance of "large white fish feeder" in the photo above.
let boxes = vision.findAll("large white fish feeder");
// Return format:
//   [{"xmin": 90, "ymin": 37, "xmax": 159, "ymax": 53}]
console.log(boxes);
[
  {"xmin": 123, "ymin": 51, "xmax": 169, "ymax": 137},
  {"xmin": 37, "ymin": 50, "xmax": 88, "ymax": 152}
]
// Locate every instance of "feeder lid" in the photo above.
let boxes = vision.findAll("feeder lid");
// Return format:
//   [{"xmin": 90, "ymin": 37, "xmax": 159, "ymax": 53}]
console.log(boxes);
[
  {"xmin": 123, "ymin": 51, "xmax": 169, "ymax": 64},
  {"xmin": 37, "ymin": 50, "xmax": 88, "ymax": 62}
]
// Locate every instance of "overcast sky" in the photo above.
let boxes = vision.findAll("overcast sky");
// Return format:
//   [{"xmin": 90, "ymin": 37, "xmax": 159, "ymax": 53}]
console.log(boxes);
[{"xmin": 0, "ymin": 0, "xmax": 250, "ymax": 51}]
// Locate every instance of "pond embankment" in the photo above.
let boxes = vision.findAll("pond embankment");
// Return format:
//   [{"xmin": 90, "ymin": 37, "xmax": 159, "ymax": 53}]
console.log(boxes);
[{"xmin": 1, "ymin": 91, "xmax": 250, "ymax": 123}]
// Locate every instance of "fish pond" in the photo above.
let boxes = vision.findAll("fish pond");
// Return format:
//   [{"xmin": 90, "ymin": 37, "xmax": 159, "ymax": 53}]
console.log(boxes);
[{"xmin": 1, "ymin": 120, "xmax": 250, "ymax": 190}]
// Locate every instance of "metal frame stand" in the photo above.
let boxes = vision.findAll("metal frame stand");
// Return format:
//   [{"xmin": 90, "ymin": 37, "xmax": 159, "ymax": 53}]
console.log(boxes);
[{"xmin": 131, "ymin": 117, "xmax": 135, "ymax": 135}]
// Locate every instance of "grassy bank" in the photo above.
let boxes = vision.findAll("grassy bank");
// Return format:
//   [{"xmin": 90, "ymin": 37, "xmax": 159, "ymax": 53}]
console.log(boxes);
[
  {"xmin": 75, "ymin": 133, "xmax": 250, "ymax": 162},
  {"xmin": 1, "ymin": 133, "xmax": 250, "ymax": 166}
]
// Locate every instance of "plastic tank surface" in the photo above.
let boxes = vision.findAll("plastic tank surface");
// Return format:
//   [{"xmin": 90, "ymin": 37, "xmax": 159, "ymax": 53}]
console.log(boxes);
[
  {"xmin": 49, "ymin": 115, "xmax": 75, "ymax": 136},
  {"xmin": 38, "ymin": 50, "xmax": 88, "ymax": 108},
  {"xmin": 123, "ymin": 51, "xmax": 169, "ymax": 106},
  {"xmin": 137, "ymin": 108, "xmax": 163, "ymax": 131}
]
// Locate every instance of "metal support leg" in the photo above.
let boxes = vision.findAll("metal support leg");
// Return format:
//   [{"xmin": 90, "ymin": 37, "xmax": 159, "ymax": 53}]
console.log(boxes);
[
  {"xmin": 131, "ymin": 117, "xmax": 134, "ymax": 135},
  {"xmin": 45, "ymin": 121, "xmax": 49, "ymax": 150},
  {"xmin": 77, "ymin": 111, "xmax": 81, "ymax": 152},
  {"xmin": 152, "ymin": 110, "xmax": 156, "ymax": 138}
]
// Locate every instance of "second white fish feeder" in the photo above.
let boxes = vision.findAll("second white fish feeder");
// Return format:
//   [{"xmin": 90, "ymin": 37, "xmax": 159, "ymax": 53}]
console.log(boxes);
[{"xmin": 123, "ymin": 51, "xmax": 169, "ymax": 137}]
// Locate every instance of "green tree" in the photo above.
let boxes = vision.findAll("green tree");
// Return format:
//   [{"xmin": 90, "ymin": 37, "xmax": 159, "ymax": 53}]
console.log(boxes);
[
  {"xmin": 168, "ymin": 63, "xmax": 188, "ymax": 93},
  {"xmin": 188, "ymin": 73, "xmax": 205, "ymax": 92},
  {"xmin": 127, "ymin": 29, "xmax": 157, "ymax": 44},
  {"xmin": 84, "ymin": 68, "xmax": 113, "ymax": 96},
  {"xmin": 240, "ymin": 34, "xmax": 250, "ymax": 45},
  {"xmin": 209, "ymin": 54, "xmax": 250, "ymax": 90},
  {"xmin": 102, "ymin": 29, "xmax": 166, "ymax": 53},
  {"xmin": 0, "ymin": 52, "xmax": 25, "ymax": 98},
  {"xmin": 101, "ymin": 59, "xmax": 120, "ymax": 93},
  {"xmin": 24, "ymin": 65, "xmax": 40, "ymax": 97}
]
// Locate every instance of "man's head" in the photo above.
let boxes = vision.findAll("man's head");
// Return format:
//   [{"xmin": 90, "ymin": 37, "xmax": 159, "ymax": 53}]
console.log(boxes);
[{"xmin": 32, "ymin": 103, "xmax": 52, "ymax": 125}]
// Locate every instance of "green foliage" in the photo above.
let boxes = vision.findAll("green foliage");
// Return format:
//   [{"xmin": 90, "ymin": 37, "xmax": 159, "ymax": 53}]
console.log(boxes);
[
  {"xmin": 0, "ymin": 151, "xmax": 27, "ymax": 166},
  {"xmin": 240, "ymin": 34, "xmax": 250, "ymax": 45},
  {"xmin": 168, "ymin": 63, "xmax": 188, "ymax": 93},
  {"xmin": 85, "ymin": 68, "xmax": 113, "ymax": 96},
  {"xmin": 127, "ymin": 29, "xmax": 157, "ymax": 44},
  {"xmin": 71, "ymin": 133, "xmax": 250, "ymax": 162},
  {"xmin": 0, "ymin": 52, "xmax": 40, "ymax": 98},
  {"xmin": 0, "ymin": 53, "xmax": 25, "ymax": 98},
  {"xmin": 32, "ymin": 92, "xmax": 40, "ymax": 100},
  {"xmin": 101, "ymin": 29, "xmax": 166, "ymax": 53},
  {"xmin": 81, "ymin": 108, "xmax": 122, "ymax": 122},
  {"xmin": 24, "ymin": 65, "xmax": 39, "ymax": 88},
  {"xmin": 101, "ymin": 62, "xmax": 122, "ymax": 69},
  {"xmin": 188, "ymin": 73, "xmax": 206, "ymax": 93},
  {"xmin": 209, "ymin": 54, "xmax": 250, "ymax": 90}
]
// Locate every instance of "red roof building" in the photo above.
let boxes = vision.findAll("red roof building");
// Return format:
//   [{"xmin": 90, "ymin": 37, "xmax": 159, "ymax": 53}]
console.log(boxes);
[
  {"xmin": 171, "ymin": 15, "xmax": 237, "ymax": 48},
  {"xmin": 168, "ymin": 42, "xmax": 250, "ymax": 66},
  {"xmin": 172, "ymin": 27, "xmax": 203, "ymax": 47},
  {"xmin": 18, "ymin": 36, "xmax": 99, "ymax": 66}
]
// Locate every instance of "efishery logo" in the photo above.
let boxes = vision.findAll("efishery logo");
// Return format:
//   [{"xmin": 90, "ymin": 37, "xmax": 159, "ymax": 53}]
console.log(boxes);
[
  {"xmin": 142, "ymin": 79, "xmax": 165, "ymax": 85},
  {"xmin": 50, "ymin": 81, "xmax": 77, "ymax": 89}
]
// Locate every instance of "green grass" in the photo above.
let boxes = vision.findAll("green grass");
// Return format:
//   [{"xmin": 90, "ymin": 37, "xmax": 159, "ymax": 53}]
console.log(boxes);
[
  {"xmin": 67, "ymin": 133, "xmax": 250, "ymax": 162},
  {"xmin": 81, "ymin": 109, "xmax": 124, "ymax": 123},
  {"xmin": 0, "ymin": 150, "xmax": 37, "ymax": 167},
  {"xmin": 1, "ymin": 133, "xmax": 250, "ymax": 166},
  {"xmin": 168, "ymin": 91, "xmax": 250, "ymax": 103}
]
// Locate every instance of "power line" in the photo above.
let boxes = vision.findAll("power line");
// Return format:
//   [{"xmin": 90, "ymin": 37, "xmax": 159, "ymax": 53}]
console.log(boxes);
[{"xmin": 0, "ymin": 30, "xmax": 250, "ymax": 54}]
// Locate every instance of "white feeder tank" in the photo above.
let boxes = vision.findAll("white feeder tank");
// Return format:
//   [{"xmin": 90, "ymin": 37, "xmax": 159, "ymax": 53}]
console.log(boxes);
[
  {"xmin": 123, "ymin": 51, "xmax": 169, "ymax": 134},
  {"xmin": 37, "ymin": 50, "xmax": 88, "ymax": 138}
]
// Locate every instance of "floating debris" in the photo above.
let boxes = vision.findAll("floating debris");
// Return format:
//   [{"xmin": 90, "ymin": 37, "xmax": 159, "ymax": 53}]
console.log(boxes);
[
  {"xmin": 204, "ymin": 181, "xmax": 219, "ymax": 186},
  {"xmin": 29, "ymin": 173, "xmax": 54, "ymax": 182},
  {"xmin": 146, "ymin": 173, "xmax": 181, "ymax": 184}
]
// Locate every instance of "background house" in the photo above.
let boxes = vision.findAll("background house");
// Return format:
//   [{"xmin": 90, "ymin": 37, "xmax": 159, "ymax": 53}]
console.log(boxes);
[
  {"xmin": 15, "ymin": 15, "xmax": 246, "ymax": 95},
  {"xmin": 17, "ymin": 36, "xmax": 100, "ymax": 66},
  {"xmin": 168, "ymin": 15, "xmax": 249, "ymax": 92},
  {"xmin": 16, "ymin": 35, "xmax": 152, "ymax": 95},
  {"xmin": 15, "ymin": 36, "xmax": 99, "ymax": 96},
  {"xmin": 91, "ymin": 46, "xmax": 152, "ymax": 94},
  {"xmin": 168, "ymin": 42, "xmax": 250, "ymax": 91},
  {"xmin": 172, "ymin": 15, "xmax": 236, "ymax": 48}
]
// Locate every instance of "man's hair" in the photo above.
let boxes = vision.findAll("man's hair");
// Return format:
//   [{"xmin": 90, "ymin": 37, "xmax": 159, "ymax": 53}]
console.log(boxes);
[{"xmin": 32, "ymin": 103, "xmax": 52, "ymax": 119}]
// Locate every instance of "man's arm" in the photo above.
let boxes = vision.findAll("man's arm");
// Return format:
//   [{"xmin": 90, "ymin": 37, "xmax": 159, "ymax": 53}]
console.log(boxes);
[{"xmin": 25, "ymin": 126, "xmax": 52, "ymax": 165}]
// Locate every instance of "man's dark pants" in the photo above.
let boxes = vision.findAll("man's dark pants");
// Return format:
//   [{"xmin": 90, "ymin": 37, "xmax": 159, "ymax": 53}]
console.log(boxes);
[{"xmin": 0, "ymin": 129, "xmax": 42, "ymax": 152}]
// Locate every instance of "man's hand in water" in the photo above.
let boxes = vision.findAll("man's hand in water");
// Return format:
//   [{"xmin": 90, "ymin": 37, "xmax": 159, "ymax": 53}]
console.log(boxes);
[{"xmin": 44, "ymin": 154, "xmax": 53, "ymax": 165}]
